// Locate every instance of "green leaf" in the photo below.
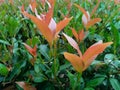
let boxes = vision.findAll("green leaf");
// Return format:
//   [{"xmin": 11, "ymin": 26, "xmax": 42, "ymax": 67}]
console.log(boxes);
[
  {"xmin": 84, "ymin": 87, "xmax": 94, "ymax": 90},
  {"xmin": 8, "ymin": 61, "xmax": 26, "ymax": 81},
  {"xmin": 33, "ymin": 73, "xmax": 47, "ymax": 83},
  {"xmin": 27, "ymin": 36, "xmax": 40, "ymax": 46},
  {"xmin": 111, "ymin": 24, "xmax": 120, "ymax": 53},
  {"xmin": 104, "ymin": 54, "xmax": 115, "ymax": 64},
  {"xmin": 86, "ymin": 77, "xmax": 105, "ymax": 87},
  {"xmin": 0, "ymin": 63, "xmax": 9, "ymax": 76},
  {"xmin": 110, "ymin": 78, "xmax": 120, "ymax": 90},
  {"xmin": 0, "ymin": 39, "xmax": 10, "ymax": 45},
  {"xmin": 39, "ymin": 45, "xmax": 50, "ymax": 60}
]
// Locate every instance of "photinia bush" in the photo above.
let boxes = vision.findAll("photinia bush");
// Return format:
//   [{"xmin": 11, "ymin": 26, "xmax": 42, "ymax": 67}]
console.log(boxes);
[{"xmin": 0, "ymin": 0, "xmax": 120, "ymax": 90}]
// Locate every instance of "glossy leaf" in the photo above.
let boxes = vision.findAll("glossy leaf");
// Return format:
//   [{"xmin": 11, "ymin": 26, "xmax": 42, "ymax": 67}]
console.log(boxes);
[
  {"xmin": 110, "ymin": 78, "xmax": 120, "ymax": 90},
  {"xmin": 86, "ymin": 77, "xmax": 105, "ymax": 87}
]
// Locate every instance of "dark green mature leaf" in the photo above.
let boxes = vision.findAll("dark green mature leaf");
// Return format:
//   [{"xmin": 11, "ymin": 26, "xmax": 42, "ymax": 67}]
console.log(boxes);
[
  {"xmin": 8, "ymin": 61, "xmax": 26, "ymax": 81},
  {"xmin": 110, "ymin": 78, "xmax": 120, "ymax": 90},
  {"xmin": 86, "ymin": 77, "xmax": 105, "ymax": 87},
  {"xmin": 84, "ymin": 87, "xmax": 94, "ymax": 90},
  {"xmin": 33, "ymin": 73, "xmax": 47, "ymax": 83},
  {"xmin": 39, "ymin": 45, "xmax": 50, "ymax": 60}
]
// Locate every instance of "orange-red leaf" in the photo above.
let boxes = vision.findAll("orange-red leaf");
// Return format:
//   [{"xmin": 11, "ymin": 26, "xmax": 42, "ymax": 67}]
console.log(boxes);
[
  {"xmin": 86, "ymin": 18, "xmax": 101, "ymax": 29},
  {"xmin": 45, "ymin": 7, "xmax": 54, "ymax": 25},
  {"xmin": 64, "ymin": 52, "xmax": 83, "ymax": 73},
  {"xmin": 21, "ymin": 10, "xmax": 53, "ymax": 45},
  {"xmin": 56, "ymin": 17, "xmax": 72, "ymax": 35},
  {"xmin": 48, "ymin": 0, "xmax": 55, "ymax": 8},
  {"xmin": 30, "ymin": 0, "xmax": 37, "ymax": 12},
  {"xmin": 82, "ymin": 41, "xmax": 113, "ymax": 71},
  {"xmin": 16, "ymin": 82, "xmax": 36, "ymax": 90},
  {"xmin": 23, "ymin": 43, "xmax": 37, "ymax": 57},
  {"xmin": 63, "ymin": 33, "xmax": 82, "ymax": 57},
  {"xmin": 78, "ymin": 29, "xmax": 85, "ymax": 42},
  {"xmin": 74, "ymin": 4, "xmax": 89, "ymax": 19},
  {"xmin": 71, "ymin": 28, "xmax": 79, "ymax": 41},
  {"xmin": 91, "ymin": 0, "xmax": 100, "ymax": 16}
]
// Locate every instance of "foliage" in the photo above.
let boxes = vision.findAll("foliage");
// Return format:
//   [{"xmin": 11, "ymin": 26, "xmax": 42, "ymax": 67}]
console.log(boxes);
[{"xmin": 0, "ymin": 0, "xmax": 120, "ymax": 90}]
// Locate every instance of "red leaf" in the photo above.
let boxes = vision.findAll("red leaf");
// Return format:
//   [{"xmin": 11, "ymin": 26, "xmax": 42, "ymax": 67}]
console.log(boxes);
[{"xmin": 23, "ymin": 43, "xmax": 37, "ymax": 57}]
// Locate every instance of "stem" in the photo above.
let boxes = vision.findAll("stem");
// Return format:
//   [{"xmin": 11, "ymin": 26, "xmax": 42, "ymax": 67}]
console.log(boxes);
[{"xmin": 72, "ymin": 72, "xmax": 82, "ymax": 90}]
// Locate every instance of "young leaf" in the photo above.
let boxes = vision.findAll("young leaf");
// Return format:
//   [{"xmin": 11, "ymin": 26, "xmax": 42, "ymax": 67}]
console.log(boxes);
[
  {"xmin": 74, "ymin": 4, "xmax": 89, "ymax": 19},
  {"xmin": 64, "ymin": 52, "xmax": 83, "ymax": 73},
  {"xmin": 71, "ymin": 28, "xmax": 79, "ymax": 41},
  {"xmin": 86, "ymin": 18, "xmax": 101, "ymax": 29},
  {"xmin": 56, "ymin": 17, "xmax": 73, "ymax": 35},
  {"xmin": 23, "ymin": 43, "xmax": 37, "ymax": 57},
  {"xmin": 82, "ymin": 41, "xmax": 113, "ymax": 71},
  {"xmin": 63, "ymin": 33, "xmax": 82, "ymax": 57}
]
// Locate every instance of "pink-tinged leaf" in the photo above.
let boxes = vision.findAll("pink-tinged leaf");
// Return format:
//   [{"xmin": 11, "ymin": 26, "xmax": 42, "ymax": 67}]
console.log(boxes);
[
  {"xmin": 82, "ymin": 41, "xmax": 113, "ymax": 71},
  {"xmin": 23, "ymin": 43, "xmax": 37, "ymax": 57},
  {"xmin": 63, "ymin": 33, "xmax": 82, "ymax": 57},
  {"xmin": 30, "ymin": 0, "xmax": 37, "ymax": 12},
  {"xmin": 82, "ymin": 11, "xmax": 90, "ymax": 25},
  {"xmin": 48, "ymin": 18, "xmax": 56, "ymax": 35},
  {"xmin": 86, "ymin": 18, "xmax": 101, "ymax": 29},
  {"xmin": 71, "ymin": 28, "xmax": 79, "ymax": 41},
  {"xmin": 56, "ymin": 17, "xmax": 72, "ymax": 35},
  {"xmin": 78, "ymin": 29, "xmax": 85, "ymax": 42},
  {"xmin": 91, "ymin": 0, "xmax": 100, "ymax": 16},
  {"xmin": 21, "ymin": 10, "xmax": 53, "ymax": 45},
  {"xmin": 16, "ymin": 82, "xmax": 36, "ymax": 90},
  {"xmin": 74, "ymin": 4, "xmax": 89, "ymax": 19},
  {"xmin": 64, "ymin": 52, "xmax": 83, "ymax": 73}
]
